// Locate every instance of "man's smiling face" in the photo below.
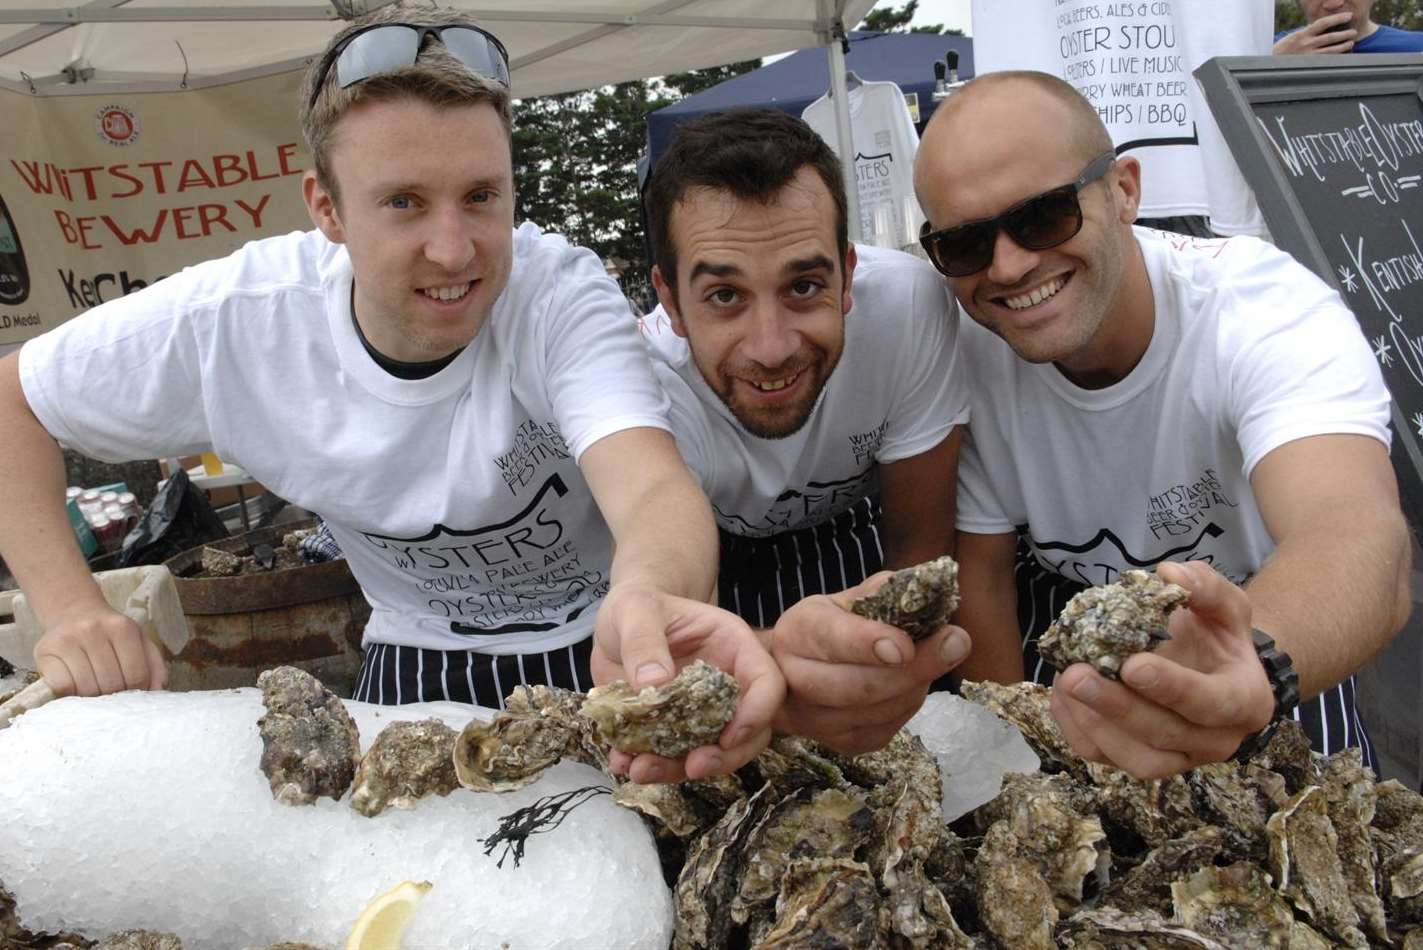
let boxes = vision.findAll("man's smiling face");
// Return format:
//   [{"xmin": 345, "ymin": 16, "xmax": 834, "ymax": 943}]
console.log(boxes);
[
  {"xmin": 916, "ymin": 80, "xmax": 1138, "ymax": 380},
  {"xmin": 304, "ymin": 96, "xmax": 514, "ymax": 362},
  {"xmin": 654, "ymin": 167, "xmax": 852, "ymax": 439}
]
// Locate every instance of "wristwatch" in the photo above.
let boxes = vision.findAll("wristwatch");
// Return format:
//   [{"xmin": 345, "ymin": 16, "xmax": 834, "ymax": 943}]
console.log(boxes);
[{"xmin": 1232, "ymin": 628, "xmax": 1300, "ymax": 762}]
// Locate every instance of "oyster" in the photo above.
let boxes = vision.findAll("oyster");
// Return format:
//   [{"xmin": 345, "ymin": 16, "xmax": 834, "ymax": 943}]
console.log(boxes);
[
  {"xmin": 753, "ymin": 858, "xmax": 887, "ymax": 949},
  {"xmin": 199, "ymin": 546, "xmax": 242, "ymax": 577},
  {"xmin": 750, "ymin": 735, "xmax": 849, "ymax": 796},
  {"xmin": 974, "ymin": 822, "xmax": 1056, "ymax": 950},
  {"xmin": 581, "ymin": 660, "xmax": 738, "ymax": 758},
  {"xmin": 349, "ymin": 718, "xmax": 460, "ymax": 817},
  {"xmin": 1318, "ymin": 748, "xmax": 1388, "ymax": 943},
  {"xmin": 1057, "ymin": 907, "xmax": 1230, "ymax": 948},
  {"xmin": 1266, "ymin": 784, "xmax": 1368, "ymax": 947},
  {"xmin": 732, "ymin": 786, "xmax": 873, "ymax": 923},
  {"xmin": 1097, "ymin": 827, "xmax": 1226, "ymax": 916},
  {"xmin": 1171, "ymin": 863, "xmax": 1294, "ymax": 947},
  {"xmin": 614, "ymin": 775, "xmax": 745, "ymax": 840},
  {"xmin": 1249, "ymin": 719, "xmax": 1317, "ymax": 793},
  {"xmin": 872, "ymin": 779, "xmax": 974, "ymax": 948},
  {"xmin": 849, "ymin": 556, "xmax": 959, "ymax": 641},
  {"xmin": 1088, "ymin": 764, "xmax": 1197, "ymax": 847},
  {"xmin": 673, "ymin": 784, "xmax": 774, "ymax": 950},
  {"xmin": 959, "ymin": 679, "xmax": 1080, "ymax": 770},
  {"xmin": 94, "ymin": 934, "xmax": 182, "ymax": 950},
  {"xmin": 453, "ymin": 707, "xmax": 579, "ymax": 793},
  {"xmin": 256, "ymin": 666, "xmax": 360, "ymax": 805},
  {"xmin": 1038, "ymin": 570, "xmax": 1187, "ymax": 677},
  {"xmin": 505, "ymin": 684, "xmax": 608, "ymax": 772}
]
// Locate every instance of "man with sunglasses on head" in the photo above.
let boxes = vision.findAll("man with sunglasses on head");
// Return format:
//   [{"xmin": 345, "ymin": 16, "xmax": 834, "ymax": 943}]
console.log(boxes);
[
  {"xmin": 0, "ymin": 5, "xmax": 783, "ymax": 785},
  {"xmin": 914, "ymin": 71, "xmax": 1410, "ymax": 779},
  {"xmin": 640, "ymin": 108, "xmax": 972, "ymax": 755}
]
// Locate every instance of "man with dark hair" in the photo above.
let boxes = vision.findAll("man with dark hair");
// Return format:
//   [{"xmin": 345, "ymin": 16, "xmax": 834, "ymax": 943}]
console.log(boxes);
[
  {"xmin": 1275, "ymin": 0, "xmax": 1423, "ymax": 53},
  {"xmin": 0, "ymin": 5, "xmax": 782, "ymax": 784},
  {"xmin": 915, "ymin": 70, "xmax": 1411, "ymax": 779},
  {"xmin": 640, "ymin": 108, "xmax": 971, "ymax": 756}
]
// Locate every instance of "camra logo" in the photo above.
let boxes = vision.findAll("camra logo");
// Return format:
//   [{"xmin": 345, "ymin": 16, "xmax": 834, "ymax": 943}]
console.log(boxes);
[{"xmin": 94, "ymin": 105, "xmax": 139, "ymax": 147}]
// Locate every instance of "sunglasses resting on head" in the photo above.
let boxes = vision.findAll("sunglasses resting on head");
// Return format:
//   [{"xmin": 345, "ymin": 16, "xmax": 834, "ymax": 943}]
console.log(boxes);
[
  {"xmin": 308, "ymin": 22, "xmax": 511, "ymax": 109},
  {"xmin": 919, "ymin": 151, "xmax": 1118, "ymax": 278}
]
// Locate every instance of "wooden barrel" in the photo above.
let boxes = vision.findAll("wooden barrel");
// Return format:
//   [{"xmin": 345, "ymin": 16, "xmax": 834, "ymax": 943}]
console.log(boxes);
[{"xmin": 161, "ymin": 520, "xmax": 369, "ymax": 696}]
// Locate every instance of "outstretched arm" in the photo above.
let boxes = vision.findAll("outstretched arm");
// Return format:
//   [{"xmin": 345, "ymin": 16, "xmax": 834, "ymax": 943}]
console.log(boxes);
[
  {"xmin": 0, "ymin": 352, "xmax": 164, "ymax": 696},
  {"xmin": 582, "ymin": 426, "xmax": 783, "ymax": 782},
  {"xmin": 1052, "ymin": 434, "xmax": 1410, "ymax": 778}
]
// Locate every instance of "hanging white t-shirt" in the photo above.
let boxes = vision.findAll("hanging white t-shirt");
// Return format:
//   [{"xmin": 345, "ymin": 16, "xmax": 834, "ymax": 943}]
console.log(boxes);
[
  {"xmin": 643, "ymin": 244, "xmax": 967, "ymax": 538},
  {"xmin": 956, "ymin": 226, "xmax": 1390, "ymax": 756},
  {"xmin": 970, "ymin": 0, "xmax": 1273, "ymax": 236},
  {"xmin": 20, "ymin": 223, "xmax": 670, "ymax": 656},
  {"xmin": 802, "ymin": 81, "xmax": 922, "ymax": 248}
]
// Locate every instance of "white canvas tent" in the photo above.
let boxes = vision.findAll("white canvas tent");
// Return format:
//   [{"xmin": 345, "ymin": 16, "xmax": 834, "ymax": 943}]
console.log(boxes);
[{"xmin": 0, "ymin": 1, "xmax": 874, "ymax": 99}]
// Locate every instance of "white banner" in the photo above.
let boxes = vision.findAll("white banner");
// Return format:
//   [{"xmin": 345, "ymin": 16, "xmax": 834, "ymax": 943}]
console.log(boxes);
[
  {"xmin": 0, "ymin": 72, "xmax": 313, "ymax": 346},
  {"xmin": 970, "ymin": 0, "xmax": 1272, "ymax": 235}
]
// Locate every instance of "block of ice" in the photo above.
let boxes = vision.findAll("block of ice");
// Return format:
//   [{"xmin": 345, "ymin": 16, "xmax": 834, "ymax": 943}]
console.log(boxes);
[
  {"xmin": 0, "ymin": 690, "xmax": 672, "ymax": 949},
  {"xmin": 904, "ymin": 691, "xmax": 1041, "ymax": 822}
]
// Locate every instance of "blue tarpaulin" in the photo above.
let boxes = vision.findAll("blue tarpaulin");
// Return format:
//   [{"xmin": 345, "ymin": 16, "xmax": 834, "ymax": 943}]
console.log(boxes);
[{"xmin": 646, "ymin": 30, "xmax": 974, "ymax": 168}]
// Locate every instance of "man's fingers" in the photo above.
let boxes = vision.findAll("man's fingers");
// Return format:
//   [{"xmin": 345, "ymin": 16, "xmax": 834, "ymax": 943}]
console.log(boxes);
[
  {"xmin": 696, "ymin": 725, "xmax": 772, "ymax": 778},
  {"xmin": 34, "ymin": 652, "xmax": 77, "ymax": 699},
  {"xmin": 1157, "ymin": 560, "xmax": 1251, "ymax": 632},
  {"xmin": 774, "ymin": 593, "xmax": 915, "ymax": 668},
  {"xmin": 1054, "ymin": 688, "xmax": 1193, "ymax": 779},
  {"xmin": 779, "ymin": 689, "xmax": 928, "ymax": 742},
  {"xmin": 721, "ymin": 660, "xmax": 783, "ymax": 755},
  {"xmin": 142, "ymin": 636, "xmax": 168, "ymax": 691},
  {"xmin": 92, "ymin": 639, "xmax": 129, "ymax": 695},
  {"xmin": 618, "ymin": 626, "xmax": 676, "ymax": 690},
  {"xmin": 1120, "ymin": 652, "xmax": 1273, "ymax": 734},
  {"xmin": 625, "ymin": 751, "xmax": 687, "ymax": 785}
]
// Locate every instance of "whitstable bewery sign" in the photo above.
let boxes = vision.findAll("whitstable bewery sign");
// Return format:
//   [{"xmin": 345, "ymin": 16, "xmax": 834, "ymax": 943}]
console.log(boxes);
[{"xmin": 0, "ymin": 71, "xmax": 313, "ymax": 346}]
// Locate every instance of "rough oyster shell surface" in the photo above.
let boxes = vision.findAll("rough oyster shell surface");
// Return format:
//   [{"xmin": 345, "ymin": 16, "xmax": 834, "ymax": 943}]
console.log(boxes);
[
  {"xmin": 452, "ymin": 707, "xmax": 577, "ymax": 792},
  {"xmin": 256, "ymin": 666, "xmax": 360, "ymax": 805},
  {"xmin": 349, "ymin": 718, "xmax": 460, "ymax": 817},
  {"xmin": 580, "ymin": 659, "xmax": 739, "ymax": 758},
  {"xmin": 1038, "ymin": 570, "xmax": 1187, "ymax": 677},
  {"xmin": 849, "ymin": 556, "xmax": 959, "ymax": 642}
]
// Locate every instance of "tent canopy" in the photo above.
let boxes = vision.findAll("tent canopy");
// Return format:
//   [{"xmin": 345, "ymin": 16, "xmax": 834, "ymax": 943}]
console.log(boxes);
[
  {"xmin": 647, "ymin": 29, "xmax": 973, "ymax": 166},
  {"xmin": 0, "ymin": 0, "xmax": 875, "ymax": 98}
]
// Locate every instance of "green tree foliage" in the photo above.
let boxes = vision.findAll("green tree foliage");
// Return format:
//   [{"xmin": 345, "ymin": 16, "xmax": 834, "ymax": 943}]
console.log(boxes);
[
  {"xmin": 858, "ymin": 0, "xmax": 964, "ymax": 36},
  {"xmin": 1275, "ymin": 0, "xmax": 1423, "ymax": 32},
  {"xmin": 511, "ymin": 59, "xmax": 758, "ymax": 311}
]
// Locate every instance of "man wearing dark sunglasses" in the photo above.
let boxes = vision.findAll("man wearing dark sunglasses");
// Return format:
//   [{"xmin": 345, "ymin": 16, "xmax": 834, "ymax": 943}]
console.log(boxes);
[
  {"xmin": 0, "ymin": 4, "xmax": 782, "ymax": 785},
  {"xmin": 915, "ymin": 71, "xmax": 1409, "ymax": 780},
  {"xmin": 640, "ymin": 108, "xmax": 971, "ymax": 755}
]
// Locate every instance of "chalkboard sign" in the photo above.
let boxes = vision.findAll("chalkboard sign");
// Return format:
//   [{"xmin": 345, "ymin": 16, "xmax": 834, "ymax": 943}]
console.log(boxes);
[{"xmin": 1197, "ymin": 54, "xmax": 1423, "ymax": 536}]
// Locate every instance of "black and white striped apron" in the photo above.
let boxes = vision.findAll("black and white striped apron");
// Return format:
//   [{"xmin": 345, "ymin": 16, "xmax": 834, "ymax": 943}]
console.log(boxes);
[
  {"xmin": 717, "ymin": 493, "xmax": 885, "ymax": 628},
  {"xmin": 351, "ymin": 636, "xmax": 594, "ymax": 710},
  {"xmin": 1010, "ymin": 535, "xmax": 1376, "ymax": 768}
]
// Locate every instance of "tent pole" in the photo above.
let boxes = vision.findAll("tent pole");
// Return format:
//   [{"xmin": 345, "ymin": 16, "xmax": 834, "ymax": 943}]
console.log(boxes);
[{"xmin": 825, "ymin": 24, "xmax": 862, "ymax": 242}]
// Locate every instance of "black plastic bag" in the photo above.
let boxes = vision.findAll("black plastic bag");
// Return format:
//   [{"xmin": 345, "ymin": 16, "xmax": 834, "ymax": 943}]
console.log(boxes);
[{"xmin": 117, "ymin": 468, "xmax": 230, "ymax": 567}]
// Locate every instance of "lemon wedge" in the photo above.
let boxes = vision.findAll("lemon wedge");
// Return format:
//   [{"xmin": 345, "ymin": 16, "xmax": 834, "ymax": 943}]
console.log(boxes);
[{"xmin": 345, "ymin": 880, "xmax": 433, "ymax": 950}]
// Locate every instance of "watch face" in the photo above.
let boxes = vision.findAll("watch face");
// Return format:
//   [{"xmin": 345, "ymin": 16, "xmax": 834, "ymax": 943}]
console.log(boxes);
[{"xmin": 0, "ymin": 194, "xmax": 31, "ymax": 306}]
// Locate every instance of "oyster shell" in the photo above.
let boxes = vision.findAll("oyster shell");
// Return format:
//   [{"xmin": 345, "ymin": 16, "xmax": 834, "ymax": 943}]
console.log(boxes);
[
  {"xmin": 256, "ymin": 666, "xmax": 360, "ymax": 805},
  {"xmin": 1038, "ymin": 570, "xmax": 1187, "ymax": 677},
  {"xmin": 1170, "ymin": 862, "xmax": 1294, "ymax": 947},
  {"xmin": 581, "ymin": 660, "xmax": 738, "ymax": 758},
  {"xmin": 1266, "ymin": 784, "xmax": 1368, "ymax": 947},
  {"xmin": 94, "ymin": 934, "xmax": 182, "ymax": 950},
  {"xmin": 849, "ymin": 556, "xmax": 959, "ymax": 642},
  {"xmin": 959, "ymin": 679, "xmax": 1080, "ymax": 770},
  {"xmin": 453, "ymin": 707, "xmax": 578, "ymax": 793},
  {"xmin": 752, "ymin": 858, "xmax": 888, "ymax": 949},
  {"xmin": 974, "ymin": 821, "xmax": 1056, "ymax": 950},
  {"xmin": 1248, "ymin": 719, "xmax": 1318, "ymax": 793},
  {"xmin": 505, "ymin": 683, "xmax": 609, "ymax": 772},
  {"xmin": 732, "ymin": 786, "xmax": 874, "ymax": 923},
  {"xmin": 673, "ymin": 784, "xmax": 774, "ymax": 950},
  {"xmin": 614, "ymin": 775, "xmax": 745, "ymax": 840},
  {"xmin": 1318, "ymin": 748, "xmax": 1388, "ymax": 943},
  {"xmin": 1097, "ymin": 827, "xmax": 1226, "ymax": 916},
  {"xmin": 1057, "ymin": 907, "xmax": 1230, "ymax": 948},
  {"xmin": 199, "ymin": 546, "xmax": 242, "ymax": 577},
  {"xmin": 751, "ymin": 735, "xmax": 849, "ymax": 796},
  {"xmin": 349, "ymin": 718, "xmax": 460, "ymax": 817}
]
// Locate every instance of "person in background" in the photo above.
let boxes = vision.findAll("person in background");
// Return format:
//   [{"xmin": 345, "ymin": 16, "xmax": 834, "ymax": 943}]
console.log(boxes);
[
  {"xmin": 0, "ymin": 4, "xmax": 782, "ymax": 785},
  {"xmin": 1274, "ymin": 0, "xmax": 1423, "ymax": 53},
  {"xmin": 915, "ymin": 70, "xmax": 1411, "ymax": 780},
  {"xmin": 638, "ymin": 108, "xmax": 971, "ymax": 758}
]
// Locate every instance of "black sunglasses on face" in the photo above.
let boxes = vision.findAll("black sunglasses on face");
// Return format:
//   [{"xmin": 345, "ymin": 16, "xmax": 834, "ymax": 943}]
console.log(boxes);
[
  {"xmin": 308, "ymin": 23, "xmax": 511, "ymax": 110},
  {"xmin": 918, "ymin": 151, "xmax": 1118, "ymax": 278}
]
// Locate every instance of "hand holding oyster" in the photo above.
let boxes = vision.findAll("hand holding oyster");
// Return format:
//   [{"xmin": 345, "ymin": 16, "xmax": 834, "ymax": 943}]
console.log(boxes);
[{"xmin": 1039, "ymin": 569, "xmax": 1187, "ymax": 678}]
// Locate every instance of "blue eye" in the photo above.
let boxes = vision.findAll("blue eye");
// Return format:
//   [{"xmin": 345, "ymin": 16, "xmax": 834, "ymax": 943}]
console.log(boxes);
[{"xmin": 389, "ymin": 195, "xmax": 413, "ymax": 210}]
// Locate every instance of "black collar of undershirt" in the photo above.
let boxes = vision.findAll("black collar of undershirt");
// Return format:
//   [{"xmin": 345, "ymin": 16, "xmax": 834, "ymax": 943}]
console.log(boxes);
[{"xmin": 350, "ymin": 284, "xmax": 465, "ymax": 380}]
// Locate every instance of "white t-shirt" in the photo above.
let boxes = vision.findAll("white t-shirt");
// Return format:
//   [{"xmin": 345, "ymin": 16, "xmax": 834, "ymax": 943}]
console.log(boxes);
[
  {"xmin": 21, "ymin": 223, "xmax": 670, "ymax": 655},
  {"xmin": 970, "ymin": 0, "xmax": 1272, "ymax": 236},
  {"xmin": 958, "ymin": 226, "xmax": 1390, "ymax": 585},
  {"xmin": 802, "ymin": 81, "xmax": 922, "ymax": 248},
  {"xmin": 642, "ymin": 244, "xmax": 969, "ymax": 540}
]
